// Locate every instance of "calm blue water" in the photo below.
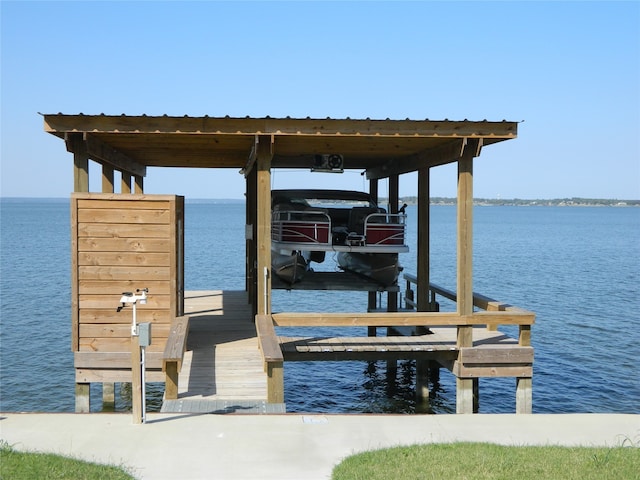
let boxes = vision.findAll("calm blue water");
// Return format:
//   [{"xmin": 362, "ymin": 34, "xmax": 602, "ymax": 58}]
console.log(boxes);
[{"xmin": 1, "ymin": 198, "xmax": 638, "ymax": 414}]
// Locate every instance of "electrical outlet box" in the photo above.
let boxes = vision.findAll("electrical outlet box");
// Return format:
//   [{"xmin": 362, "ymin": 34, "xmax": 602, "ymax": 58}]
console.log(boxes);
[{"xmin": 138, "ymin": 322, "xmax": 152, "ymax": 347}]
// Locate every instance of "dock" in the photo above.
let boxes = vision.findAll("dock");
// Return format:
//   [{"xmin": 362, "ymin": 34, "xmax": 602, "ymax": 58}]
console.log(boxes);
[
  {"xmin": 49, "ymin": 114, "xmax": 533, "ymax": 415},
  {"xmin": 161, "ymin": 290, "xmax": 285, "ymax": 414}
]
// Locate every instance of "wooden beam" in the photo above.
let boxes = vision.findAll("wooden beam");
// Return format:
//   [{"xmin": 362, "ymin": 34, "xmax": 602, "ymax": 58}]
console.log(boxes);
[
  {"xmin": 44, "ymin": 115, "xmax": 518, "ymax": 138},
  {"xmin": 256, "ymin": 315, "xmax": 284, "ymax": 403},
  {"xmin": 242, "ymin": 135, "xmax": 259, "ymax": 177},
  {"xmin": 256, "ymin": 315, "xmax": 284, "ymax": 363},
  {"xmin": 84, "ymin": 133, "xmax": 146, "ymax": 177},
  {"xmin": 367, "ymin": 139, "xmax": 466, "ymax": 180},
  {"xmin": 272, "ymin": 311, "xmax": 535, "ymax": 327}
]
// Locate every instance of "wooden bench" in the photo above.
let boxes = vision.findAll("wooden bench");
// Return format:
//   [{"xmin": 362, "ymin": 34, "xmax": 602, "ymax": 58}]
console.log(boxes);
[{"xmin": 162, "ymin": 316, "xmax": 190, "ymax": 400}]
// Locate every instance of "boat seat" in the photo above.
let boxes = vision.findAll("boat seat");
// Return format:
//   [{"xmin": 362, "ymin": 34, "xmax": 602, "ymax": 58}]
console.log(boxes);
[{"xmin": 348, "ymin": 207, "xmax": 383, "ymax": 235}]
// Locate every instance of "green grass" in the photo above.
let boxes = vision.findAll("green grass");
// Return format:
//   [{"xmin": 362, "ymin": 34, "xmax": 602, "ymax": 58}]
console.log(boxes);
[
  {"xmin": 332, "ymin": 442, "xmax": 640, "ymax": 480},
  {"xmin": 0, "ymin": 441, "xmax": 135, "ymax": 480}
]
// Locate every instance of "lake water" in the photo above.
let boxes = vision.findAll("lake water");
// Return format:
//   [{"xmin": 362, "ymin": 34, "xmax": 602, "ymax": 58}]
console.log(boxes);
[{"xmin": 1, "ymin": 198, "xmax": 638, "ymax": 414}]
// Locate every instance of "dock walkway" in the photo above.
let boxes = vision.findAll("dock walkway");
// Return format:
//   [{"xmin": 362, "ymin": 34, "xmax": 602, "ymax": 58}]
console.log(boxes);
[{"xmin": 161, "ymin": 290, "xmax": 284, "ymax": 414}]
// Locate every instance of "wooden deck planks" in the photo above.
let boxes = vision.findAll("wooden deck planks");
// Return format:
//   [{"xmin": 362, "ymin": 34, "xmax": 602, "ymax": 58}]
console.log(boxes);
[
  {"xmin": 161, "ymin": 291, "xmax": 281, "ymax": 413},
  {"xmin": 276, "ymin": 326, "xmax": 524, "ymax": 363}
]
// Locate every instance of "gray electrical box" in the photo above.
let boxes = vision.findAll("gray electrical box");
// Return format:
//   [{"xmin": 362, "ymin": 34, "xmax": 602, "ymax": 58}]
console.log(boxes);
[{"xmin": 138, "ymin": 322, "xmax": 152, "ymax": 347}]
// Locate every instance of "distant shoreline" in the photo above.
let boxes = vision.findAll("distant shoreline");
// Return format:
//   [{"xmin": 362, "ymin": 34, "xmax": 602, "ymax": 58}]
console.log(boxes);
[
  {"xmin": 1, "ymin": 197, "xmax": 638, "ymax": 207},
  {"xmin": 418, "ymin": 198, "xmax": 640, "ymax": 207}
]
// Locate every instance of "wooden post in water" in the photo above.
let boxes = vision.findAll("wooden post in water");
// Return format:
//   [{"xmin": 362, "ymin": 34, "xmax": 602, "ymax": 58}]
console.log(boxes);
[
  {"xmin": 75, "ymin": 383, "xmax": 90, "ymax": 413},
  {"xmin": 368, "ymin": 179, "xmax": 379, "ymax": 336},
  {"xmin": 69, "ymin": 133, "xmax": 90, "ymax": 412},
  {"xmin": 516, "ymin": 324, "xmax": 533, "ymax": 413},
  {"xmin": 102, "ymin": 383, "xmax": 115, "ymax": 411},
  {"xmin": 415, "ymin": 167, "xmax": 432, "ymax": 403},
  {"xmin": 102, "ymin": 165, "xmax": 115, "ymax": 407},
  {"xmin": 456, "ymin": 140, "xmax": 477, "ymax": 414}
]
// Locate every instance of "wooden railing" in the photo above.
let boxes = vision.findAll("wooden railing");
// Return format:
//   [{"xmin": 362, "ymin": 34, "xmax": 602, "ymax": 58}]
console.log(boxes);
[
  {"xmin": 162, "ymin": 316, "xmax": 190, "ymax": 400},
  {"xmin": 257, "ymin": 273, "xmax": 535, "ymax": 413},
  {"xmin": 402, "ymin": 273, "xmax": 533, "ymax": 343}
]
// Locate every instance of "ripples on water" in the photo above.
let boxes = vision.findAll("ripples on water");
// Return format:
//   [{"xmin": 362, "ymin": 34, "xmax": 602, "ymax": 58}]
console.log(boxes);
[{"xmin": 1, "ymin": 199, "xmax": 638, "ymax": 414}]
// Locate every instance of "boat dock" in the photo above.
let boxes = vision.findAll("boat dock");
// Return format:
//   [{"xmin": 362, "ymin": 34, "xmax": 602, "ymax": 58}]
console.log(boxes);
[
  {"xmin": 158, "ymin": 283, "xmax": 533, "ymax": 415},
  {"xmin": 45, "ymin": 114, "xmax": 534, "ymax": 416},
  {"xmin": 161, "ymin": 290, "xmax": 285, "ymax": 414}
]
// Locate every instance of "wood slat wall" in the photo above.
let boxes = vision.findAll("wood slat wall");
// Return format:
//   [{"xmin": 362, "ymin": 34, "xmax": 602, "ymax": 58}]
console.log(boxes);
[{"xmin": 71, "ymin": 194, "xmax": 184, "ymax": 367}]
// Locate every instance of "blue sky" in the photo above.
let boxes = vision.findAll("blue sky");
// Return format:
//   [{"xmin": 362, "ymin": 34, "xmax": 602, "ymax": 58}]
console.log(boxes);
[{"xmin": 1, "ymin": 1, "xmax": 638, "ymax": 199}]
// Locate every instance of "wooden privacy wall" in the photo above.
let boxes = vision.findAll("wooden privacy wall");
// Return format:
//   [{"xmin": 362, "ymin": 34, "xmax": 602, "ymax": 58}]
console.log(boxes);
[{"xmin": 71, "ymin": 193, "xmax": 184, "ymax": 379}]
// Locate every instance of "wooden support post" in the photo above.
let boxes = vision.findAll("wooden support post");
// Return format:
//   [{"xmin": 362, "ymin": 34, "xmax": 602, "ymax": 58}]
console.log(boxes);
[
  {"xmin": 367, "ymin": 292, "xmax": 377, "ymax": 336},
  {"xmin": 121, "ymin": 173, "xmax": 132, "ymax": 193},
  {"xmin": 517, "ymin": 323, "xmax": 532, "ymax": 413},
  {"xmin": 516, "ymin": 378, "xmax": 533, "ymax": 413},
  {"xmin": 456, "ymin": 325, "xmax": 474, "ymax": 414},
  {"xmin": 519, "ymin": 324, "xmax": 532, "ymax": 347},
  {"xmin": 386, "ymin": 326, "xmax": 397, "ymax": 387},
  {"xmin": 388, "ymin": 175, "xmax": 399, "ymax": 313},
  {"xmin": 455, "ymin": 143, "xmax": 476, "ymax": 414},
  {"xmin": 134, "ymin": 175, "xmax": 144, "ymax": 194},
  {"xmin": 473, "ymin": 378, "xmax": 480, "ymax": 413},
  {"xmin": 246, "ymin": 166, "xmax": 257, "ymax": 313},
  {"xmin": 102, "ymin": 382, "xmax": 115, "ymax": 411},
  {"xmin": 369, "ymin": 178, "xmax": 379, "ymax": 336},
  {"xmin": 256, "ymin": 135, "xmax": 273, "ymax": 316},
  {"xmin": 72, "ymin": 141, "xmax": 89, "ymax": 193},
  {"xmin": 75, "ymin": 383, "xmax": 90, "ymax": 413},
  {"xmin": 131, "ymin": 335, "xmax": 143, "ymax": 424},
  {"xmin": 266, "ymin": 362, "xmax": 284, "ymax": 404},
  {"xmin": 457, "ymin": 149, "xmax": 474, "ymax": 316},
  {"xmin": 102, "ymin": 164, "xmax": 114, "ymax": 193},
  {"xmin": 417, "ymin": 168, "xmax": 430, "ymax": 312},
  {"xmin": 415, "ymin": 360, "xmax": 430, "ymax": 402},
  {"xmin": 416, "ymin": 169, "xmax": 435, "ymax": 411},
  {"xmin": 165, "ymin": 363, "xmax": 179, "ymax": 400}
]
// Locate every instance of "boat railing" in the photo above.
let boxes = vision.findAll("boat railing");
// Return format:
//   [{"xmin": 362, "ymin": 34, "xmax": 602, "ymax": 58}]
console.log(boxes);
[
  {"xmin": 364, "ymin": 213, "xmax": 407, "ymax": 246},
  {"xmin": 272, "ymin": 210, "xmax": 332, "ymax": 245}
]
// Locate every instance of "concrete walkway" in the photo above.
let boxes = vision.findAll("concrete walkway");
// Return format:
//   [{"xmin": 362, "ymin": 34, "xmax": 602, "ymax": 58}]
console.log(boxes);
[{"xmin": 1, "ymin": 413, "xmax": 638, "ymax": 480}]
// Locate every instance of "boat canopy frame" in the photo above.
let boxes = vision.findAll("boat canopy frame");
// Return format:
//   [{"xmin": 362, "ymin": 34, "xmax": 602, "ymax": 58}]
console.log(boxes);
[{"xmin": 43, "ymin": 113, "xmax": 518, "ymax": 316}]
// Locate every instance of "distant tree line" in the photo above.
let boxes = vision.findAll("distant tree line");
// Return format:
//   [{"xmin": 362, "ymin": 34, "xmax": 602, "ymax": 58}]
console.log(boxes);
[{"xmin": 384, "ymin": 197, "xmax": 640, "ymax": 207}]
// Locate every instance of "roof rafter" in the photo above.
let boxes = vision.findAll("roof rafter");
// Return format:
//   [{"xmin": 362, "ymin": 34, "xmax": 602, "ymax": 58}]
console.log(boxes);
[{"xmin": 65, "ymin": 132, "xmax": 146, "ymax": 177}]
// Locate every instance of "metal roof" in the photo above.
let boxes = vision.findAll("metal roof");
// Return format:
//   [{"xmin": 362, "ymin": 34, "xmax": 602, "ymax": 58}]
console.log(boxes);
[{"xmin": 43, "ymin": 114, "xmax": 518, "ymax": 179}]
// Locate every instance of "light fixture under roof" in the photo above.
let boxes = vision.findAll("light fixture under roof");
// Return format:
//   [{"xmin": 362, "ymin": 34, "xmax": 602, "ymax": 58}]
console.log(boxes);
[{"xmin": 312, "ymin": 154, "xmax": 344, "ymax": 173}]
